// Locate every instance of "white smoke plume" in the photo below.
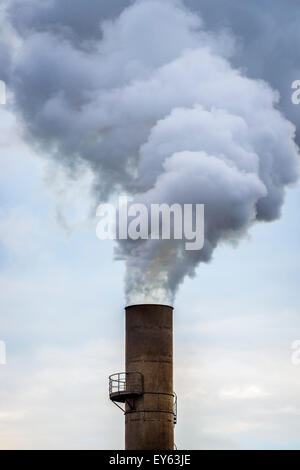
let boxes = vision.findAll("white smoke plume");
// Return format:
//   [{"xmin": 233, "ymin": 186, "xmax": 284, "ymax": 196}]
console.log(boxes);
[{"xmin": 5, "ymin": 0, "xmax": 299, "ymax": 304}]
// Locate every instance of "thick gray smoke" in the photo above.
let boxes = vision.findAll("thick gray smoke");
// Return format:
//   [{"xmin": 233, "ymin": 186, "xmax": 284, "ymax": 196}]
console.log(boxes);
[
  {"xmin": 7, "ymin": 0, "xmax": 300, "ymax": 144},
  {"xmin": 4, "ymin": 0, "xmax": 300, "ymax": 304}
]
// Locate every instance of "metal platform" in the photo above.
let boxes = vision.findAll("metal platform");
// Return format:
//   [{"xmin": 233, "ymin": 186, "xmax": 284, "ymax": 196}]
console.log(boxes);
[
  {"xmin": 109, "ymin": 371, "xmax": 177, "ymax": 425},
  {"xmin": 109, "ymin": 372, "xmax": 144, "ymax": 411},
  {"xmin": 110, "ymin": 390, "xmax": 143, "ymax": 403}
]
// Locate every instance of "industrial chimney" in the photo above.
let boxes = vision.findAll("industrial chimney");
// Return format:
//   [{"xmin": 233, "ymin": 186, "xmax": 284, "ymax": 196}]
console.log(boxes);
[{"xmin": 109, "ymin": 304, "xmax": 176, "ymax": 450}]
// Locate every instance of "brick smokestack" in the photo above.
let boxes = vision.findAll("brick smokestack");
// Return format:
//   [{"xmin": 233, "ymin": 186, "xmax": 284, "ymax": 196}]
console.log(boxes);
[
  {"xmin": 109, "ymin": 304, "xmax": 175, "ymax": 450},
  {"xmin": 124, "ymin": 304, "xmax": 174, "ymax": 450}
]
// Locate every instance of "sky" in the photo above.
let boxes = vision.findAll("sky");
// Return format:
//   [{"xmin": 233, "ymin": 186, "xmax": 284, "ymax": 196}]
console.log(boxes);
[{"xmin": 1, "ymin": 0, "xmax": 300, "ymax": 450}]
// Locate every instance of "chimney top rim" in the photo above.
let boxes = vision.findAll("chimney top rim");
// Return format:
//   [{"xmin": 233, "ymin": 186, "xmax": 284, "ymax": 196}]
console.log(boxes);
[{"xmin": 125, "ymin": 303, "xmax": 174, "ymax": 310}]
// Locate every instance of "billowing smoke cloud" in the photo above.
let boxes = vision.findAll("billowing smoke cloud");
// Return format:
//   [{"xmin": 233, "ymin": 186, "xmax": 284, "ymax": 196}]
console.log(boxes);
[
  {"xmin": 4, "ymin": 0, "xmax": 299, "ymax": 304},
  {"xmin": 7, "ymin": 0, "xmax": 300, "ymax": 143},
  {"xmin": 8, "ymin": 0, "xmax": 131, "ymax": 43},
  {"xmin": 185, "ymin": 0, "xmax": 300, "ymax": 147}
]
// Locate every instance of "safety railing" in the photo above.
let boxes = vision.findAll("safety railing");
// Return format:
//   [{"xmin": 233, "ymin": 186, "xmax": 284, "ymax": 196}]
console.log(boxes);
[
  {"xmin": 109, "ymin": 371, "xmax": 144, "ymax": 399},
  {"xmin": 173, "ymin": 392, "xmax": 177, "ymax": 425}
]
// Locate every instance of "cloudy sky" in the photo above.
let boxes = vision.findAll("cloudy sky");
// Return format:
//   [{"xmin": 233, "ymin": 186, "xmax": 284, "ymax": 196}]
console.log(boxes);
[{"xmin": 1, "ymin": 0, "xmax": 300, "ymax": 450}]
